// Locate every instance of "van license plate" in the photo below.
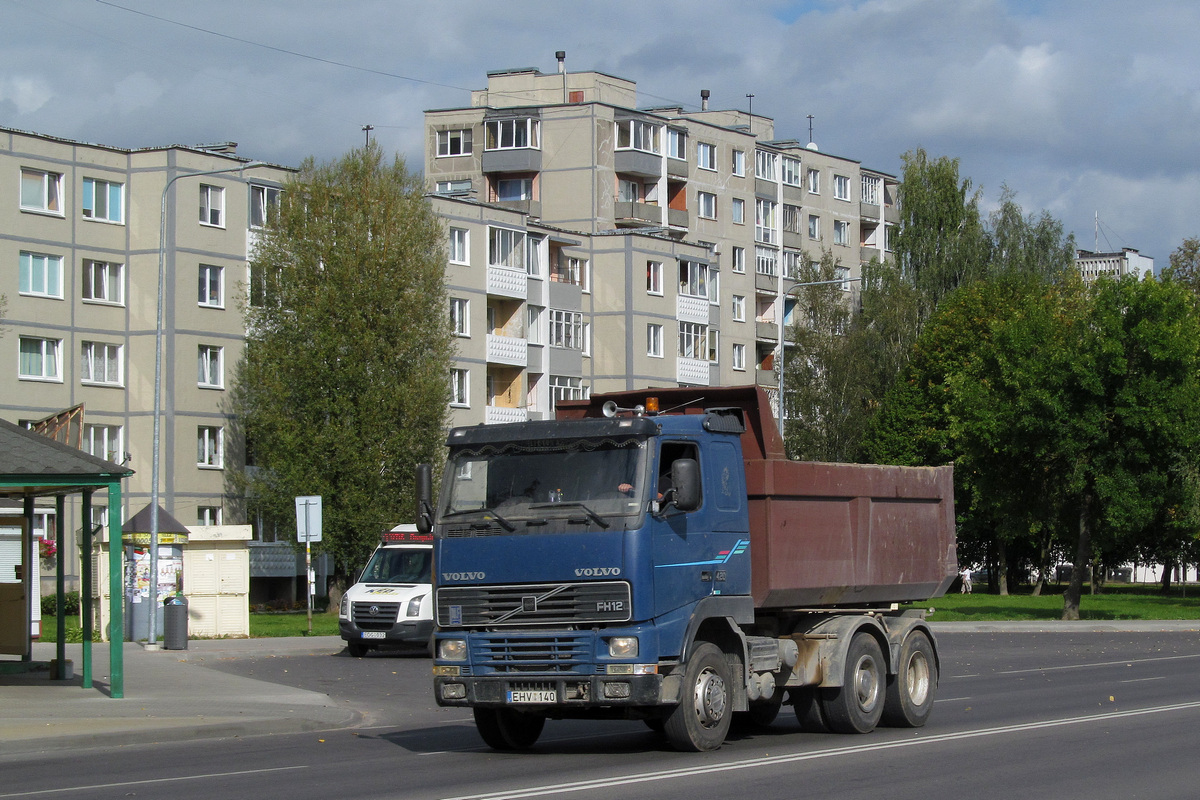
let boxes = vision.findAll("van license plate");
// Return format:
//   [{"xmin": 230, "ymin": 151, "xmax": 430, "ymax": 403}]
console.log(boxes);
[
  {"xmin": 362, "ymin": 631, "xmax": 386, "ymax": 640},
  {"xmin": 508, "ymin": 690, "xmax": 556, "ymax": 704}
]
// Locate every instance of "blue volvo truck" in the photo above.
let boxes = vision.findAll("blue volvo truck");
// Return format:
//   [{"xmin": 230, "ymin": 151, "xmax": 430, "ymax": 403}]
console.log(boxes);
[{"xmin": 422, "ymin": 386, "xmax": 957, "ymax": 751}]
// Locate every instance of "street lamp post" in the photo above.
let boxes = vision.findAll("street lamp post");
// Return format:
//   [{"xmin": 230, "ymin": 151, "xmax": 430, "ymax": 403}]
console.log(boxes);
[
  {"xmin": 776, "ymin": 276, "xmax": 863, "ymax": 449},
  {"xmin": 147, "ymin": 161, "xmax": 263, "ymax": 649}
]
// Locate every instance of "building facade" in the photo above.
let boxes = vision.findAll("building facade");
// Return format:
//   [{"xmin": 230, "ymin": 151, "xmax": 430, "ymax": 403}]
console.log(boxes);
[
  {"xmin": 1076, "ymin": 247, "xmax": 1154, "ymax": 283},
  {"xmin": 424, "ymin": 65, "xmax": 899, "ymax": 428},
  {"xmin": 1, "ymin": 127, "xmax": 291, "ymax": 593}
]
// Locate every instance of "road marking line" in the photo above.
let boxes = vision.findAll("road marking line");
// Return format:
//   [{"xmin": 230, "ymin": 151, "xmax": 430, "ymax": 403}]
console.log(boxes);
[
  {"xmin": 438, "ymin": 701, "xmax": 1200, "ymax": 800},
  {"xmin": 996, "ymin": 652, "xmax": 1200, "ymax": 676},
  {"xmin": 0, "ymin": 766, "xmax": 308, "ymax": 798},
  {"xmin": 1119, "ymin": 676, "xmax": 1167, "ymax": 684}
]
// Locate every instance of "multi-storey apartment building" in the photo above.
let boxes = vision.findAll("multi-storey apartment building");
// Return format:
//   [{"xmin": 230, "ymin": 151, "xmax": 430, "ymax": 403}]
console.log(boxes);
[
  {"xmin": 425, "ymin": 62, "xmax": 899, "ymax": 428},
  {"xmin": 1, "ymin": 127, "xmax": 290, "ymax": 593},
  {"xmin": 1076, "ymin": 247, "xmax": 1154, "ymax": 283}
]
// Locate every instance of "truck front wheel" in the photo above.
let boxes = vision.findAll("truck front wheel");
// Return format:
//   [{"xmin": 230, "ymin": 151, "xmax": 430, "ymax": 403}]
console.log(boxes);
[
  {"xmin": 820, "ymin": 631, "xmax": 885, "ymax": 734},
  {"xmin": 664, "ymin": 642, "xmax": 732, "ymax": 751},
  {"xmin": 473, "ymin": 708, "xmax": 545, "ymax": 750},
  {"xmin": 881, "ymin": 630, "xmax": 937, "ymax": 727}
]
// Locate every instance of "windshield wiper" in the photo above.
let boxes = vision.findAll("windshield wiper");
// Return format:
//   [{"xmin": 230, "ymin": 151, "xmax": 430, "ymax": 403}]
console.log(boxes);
[
  {"xmin": 529, "ymin": 502, "xmax": 610, "ymax": 529},
  {"xmin": 440, "ymin": 507, "xmax": 516, "ymax": 532}
]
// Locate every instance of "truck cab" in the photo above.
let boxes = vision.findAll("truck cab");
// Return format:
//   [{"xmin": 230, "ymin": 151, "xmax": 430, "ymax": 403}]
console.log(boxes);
[{"xmin": 339, "ymin": 525, "xmax": 433, "ymax": 656}]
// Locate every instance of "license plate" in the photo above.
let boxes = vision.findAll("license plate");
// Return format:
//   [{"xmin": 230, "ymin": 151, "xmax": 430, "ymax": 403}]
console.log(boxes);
[
  {"xmin": 361, "ymin": 631, "xmax": 386, "ymax": 640},
  {"xmin": 508, "ymin": 689, "xmax": 556, "ymax": 704}
]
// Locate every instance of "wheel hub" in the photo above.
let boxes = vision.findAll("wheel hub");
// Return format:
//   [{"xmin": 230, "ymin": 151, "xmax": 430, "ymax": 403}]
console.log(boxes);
[{"xmin": 694, "ymin": 667, "xmax": 727, "ymax": 728}]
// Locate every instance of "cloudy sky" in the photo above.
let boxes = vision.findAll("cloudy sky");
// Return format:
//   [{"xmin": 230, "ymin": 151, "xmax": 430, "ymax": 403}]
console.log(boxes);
[{"xmin": 4, "ymin": 0, "xmax": 1198, "ymax": 265}]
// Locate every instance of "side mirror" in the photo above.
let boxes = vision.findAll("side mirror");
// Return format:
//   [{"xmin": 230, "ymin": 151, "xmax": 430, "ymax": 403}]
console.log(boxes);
[
  {"xmin": 415, "ymin": 463, "xmax": 434, "ymax": 534},
  {"xmin": 670, "ymin": 458, "xmax": 701, "ymax": 512}
]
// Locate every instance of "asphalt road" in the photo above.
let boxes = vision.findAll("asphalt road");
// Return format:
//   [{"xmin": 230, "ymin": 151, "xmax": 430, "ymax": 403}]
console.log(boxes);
[{"xmin": 4, "ymin": 631, "xmax": 1200, "ymax": 800}]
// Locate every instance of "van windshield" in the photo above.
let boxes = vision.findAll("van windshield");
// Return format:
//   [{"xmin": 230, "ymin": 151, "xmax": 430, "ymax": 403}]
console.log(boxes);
[{"xmin": 360, "ymin": 548, "xmax": 431, "ymax": 584}]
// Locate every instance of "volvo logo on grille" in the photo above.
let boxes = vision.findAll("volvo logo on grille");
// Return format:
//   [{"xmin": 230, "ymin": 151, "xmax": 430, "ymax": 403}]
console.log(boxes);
[
  {"xmin": 522, "ymin": 596, "xmax": 537, "ymax": 612},
  {"xmin": 369, "ymin": 605, "xmax": 380, "ymax": 615}
]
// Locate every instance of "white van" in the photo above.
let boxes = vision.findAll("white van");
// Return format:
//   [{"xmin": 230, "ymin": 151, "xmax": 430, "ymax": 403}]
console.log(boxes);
[{"xmin": 338, "ymin": 525, "xmax": 433, "ymax": 656}]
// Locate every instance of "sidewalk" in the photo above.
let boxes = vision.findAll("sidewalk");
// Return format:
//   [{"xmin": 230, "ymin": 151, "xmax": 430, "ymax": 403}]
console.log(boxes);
[{"xmin": 0, "ymin": 636, "xmax": 357, "ymax": 755}]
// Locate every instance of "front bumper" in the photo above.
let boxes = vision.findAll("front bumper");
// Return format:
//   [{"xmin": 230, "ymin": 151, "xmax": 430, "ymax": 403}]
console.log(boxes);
[
  {"xmin": 433, "ymin": 673, "xmax": 668, "ymax": 709},
  {"xmin": 340, "ymin": 618, "xmax": 433, "ymax": 646}
]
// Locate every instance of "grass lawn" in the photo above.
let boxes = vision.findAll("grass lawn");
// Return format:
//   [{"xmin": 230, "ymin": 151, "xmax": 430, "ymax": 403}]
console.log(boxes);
[{"xmin": 928, "ymin": 583, "xmax": 1200, "ymax": 621}]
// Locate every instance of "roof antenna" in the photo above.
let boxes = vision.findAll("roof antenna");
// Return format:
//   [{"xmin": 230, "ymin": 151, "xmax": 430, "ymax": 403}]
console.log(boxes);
[
  {"xmin": 746, "ymin": 94, "xmax": 754, "ymax": 135},
  {"xmin": 806, "ymin": 115, "xmax": 818, "ymax": 151},
  {"xmin": 362, "ymin": 124, "xmax": 374, "ymax": 147}
]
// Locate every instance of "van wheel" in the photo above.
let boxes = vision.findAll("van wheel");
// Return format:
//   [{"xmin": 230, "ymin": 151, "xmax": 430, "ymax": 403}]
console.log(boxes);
[
  {"xmin": 347, "ymin": 641, "xmax": 370, "ymax": 658},
  {"xmin": 473, "ymin": 708, "xmax": 545, "ymax": 750},
  {"xmin": 820, "ymin": 631, "xmax": 885, "ymax": 734},
  {"xmin": 664, "ymin": 642, "xmax": 732, "ymax": 751},
  {"xmin": 881, "ymin": 630, "xmax": 937, "ymax": 727}
]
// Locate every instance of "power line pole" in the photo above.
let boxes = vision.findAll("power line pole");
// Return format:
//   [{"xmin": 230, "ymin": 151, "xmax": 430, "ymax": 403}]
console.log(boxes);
[{"xmin": 362, "ymin": 124, "xmax": 374, "ymax": 147}]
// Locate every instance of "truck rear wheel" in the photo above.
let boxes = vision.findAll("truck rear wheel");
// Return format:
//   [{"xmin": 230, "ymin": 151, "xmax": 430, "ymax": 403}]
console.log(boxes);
[
  {"xmin": 664, "ymin": 642, "xmax": 732, "ymax": 751},
  {"xmin": 473, "ymin": 708, "xmax": 545, "ymax": 750},
  {"xmin": 820, "ymin": 631, "xmax": 885, "ymax": 734},
  {"xmin": 882, "ymin": 630, "xmax": 937, "ymax": 727},
  {"xmin": 791, "ymin": 687, "xmax": 830, "ymax": 732}
]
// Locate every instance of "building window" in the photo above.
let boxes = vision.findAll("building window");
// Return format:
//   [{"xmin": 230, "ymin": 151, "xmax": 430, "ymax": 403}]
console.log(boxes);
[
  {"xmin": 755, "ymin": 246, "xmax": 778, "ymax": 277},
  {"xmin": 679, "ymin": 260, "xmax": 709, "ymax": 298},
  {"xmin": 834, "ymin": 219, "xmax": 850, "ymax": 246},
  {"xmin": 526, "ymin": 236, "xmax": 545, "ymax": 277},
  {"xmin": 83, "ymin": 260, "xmax": 124, "ymax": 305},
  {"xmin": 708, "ymin": 269, "xmax": 719, "ymax": 305},
  {"xmin": 488, "ymin": 227, "xmax": 526, "ymax": 270},
  {"xmin": 809, "ymin": 214, "xmax": 821, "ymax": 240},
  {"xmin": 834, "ymin": 174, "xmax": 851, "ymax": 201},
  {"xmin": 707, "ymin": 329, "xmax": 720, "ymax": 363},
  {"xmin": 486, "ymin": 118, "xmax": 540, "ymax": 150},
  {"xmin": 81, "ymin": 341, "xmax": 122, "ymax": 386},
  {"xmin": 755, "ymin": 150, "xmax": 778, "ymax": 181},
  {"xmin": 198, "ymin": 264, "xmax": 224, "ymax": 308},
  {"xmin": 678, "ymin": 321, "xmax": 708, "ymax": 360},
  {"xmin": 697, "ymin": 141, "xmax": 716, "ymax": 171},
  {"xmin": 862, "ymin": 175, "xmax": 882, "ymax": 206},
  {"xmin": 437, "ymin": 128, "xmax": 474, "ymax": 157},
  {"xmin": 82, "ymin": 178, "xmax": 124, "ymax": 223},
  {"xmin": 732, "ymin": 294, "xmax": 746, "ymax": 322},
  {"xmin": 732, "ymin": 343, "xmax": 746, "ymax": 371},
  {"xmin": 755, "ymin": 200, "xmax": 777, "ymax": 244},
  {"xmin": 199, "ymin": 184, "xmax": 224, "ymax": 227},
  {"xmin": 836, "ymin": 266, "xmax": 852, "ymax": 291},
  {"xmin": 549, "ymin": 309, "xmax": 584, "ymax": 350},
  {"xmin": 550, "ymin": 375, "xmax": 588, "ymax": 403},
  {"xmin": 450, "ymin": 298, "xmax": 470, "ymax": 337},
  {"xmin": 783, "ymin": 204, "xmax": 802, "ymax": 234},
  {"xmin": 527, "ymin": 305, "xmax": 543, "ymax": 344},
  {"xmin": 198, "ymin": 345, "xmax": 223, "ymax": 388},
  {"xmin": 807, "ymin": 168, "xmax": 821, "ymax": 194},
  {"xmin": 731, "ymin": 246, "xmax": 746, "ymax": 274},
  {"xmin": 20, "ymin": 168, "xmax": 62, "ymax": 214},
  {"xmin": 197, "ymin": 506, "xmax": 222, "ymax": 526},
  {"xmin": 615, "ymin": 118, "xmax": 659, "ymax": 153},
  {"xmin": 782, "ymin": 157, "xmax": 802, "ymax": 187},
  {"xmin": 85, "ymin": 424, "xmax": 123, "ymax": 463},
  {"xmin": 197, "ymin": 426, "xmax": 224, "ymax": 468},
  {"xmin": 732, "ymin": 149, "xmax": 746, "ymax": 177},
  {"xmin": 32, "ymin": 509, "xmax": 56, "ymax": 541},
  {"xmin": 783, "ymin": 250, "xmax": 803, "ymax": 280},
  {"xmin": 667, "ymin": 129, "xmax": 687, "ymax": 160},
  {"xmin": 448, "ymin": 227, "xmax": 469, "ymax": 265},
  {"xmin": 450, "ymin": 368, "xmax": 469, "ymax": 407},
  {"xmin": 496, "ymin": 177, "xmax": 533, "ymax": 201},
  {"xmin": 647, "ymin": 260, "xmax": 663, "ymax": 295},
  {"xmin": 551, "ymin": 254, "xmax": 586, "ymax": 287},
  {"xmin": 697, "ymin": 191, "xmax": 717, "ymax": 220},
  {"xmin": 436, "ymin": 179, "xmax": 472, "ymax": 194},
  {"xmin": 731, "ymin": 197, "xmax": 745, "ymax": 225},
  {"xmin": 647, "ymin": 323, "xmax": 663, "ymax": 358},
  {"xmin": 18, "ymin": 336, "xmax": 61, "ymax": 381},
  {"xmin": 250, "ymin": 185, "xmax": 280, "ymax": 228},
  {"xmin": 19, "ymin": 251, "xmax": 64, "ymax": 299}
]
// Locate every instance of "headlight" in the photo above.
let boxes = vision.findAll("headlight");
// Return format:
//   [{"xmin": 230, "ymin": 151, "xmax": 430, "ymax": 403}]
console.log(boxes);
[
  {"xmin": 407, "ymin": 594, "xmax": 426, "ymax": 617},
  {"xmin": 339, "ymin": 595, "xmax": 349, "ymax": 618},
  {"xmin": 438, "ymin": 638, "xmax": 468, "ymax": 661},
  {"xmin": 608, "ymin": 636, "xmax": 638, "ymax": 658}
]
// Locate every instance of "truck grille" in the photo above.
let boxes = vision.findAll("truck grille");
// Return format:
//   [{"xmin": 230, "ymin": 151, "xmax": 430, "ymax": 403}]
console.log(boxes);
[
  {"xmin": 437, "ymin": 581, "xmax": 631, "ymax": 627},
  {"xmin": 352, "ymin": 601, "xmax": 399, "ymax": 630},
  {"xmin": 476, "ymin": 634, "xmax": 589, "ymax": 673}
]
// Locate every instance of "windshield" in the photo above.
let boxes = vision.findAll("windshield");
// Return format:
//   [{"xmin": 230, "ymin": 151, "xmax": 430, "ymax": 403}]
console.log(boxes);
[
  {"xmin": 443, "ymin": 438, "xmax": 647, "ymax": 521},
  {"xmin": 360, "ymin": 548, "xmax": 432, "ymax": 584}
]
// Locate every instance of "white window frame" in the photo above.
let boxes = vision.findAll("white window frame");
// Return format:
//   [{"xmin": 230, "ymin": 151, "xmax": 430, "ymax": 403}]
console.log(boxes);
[
  {"xmin": 707, "ymin": 329, "xmax": 720, "ymax": 364},
  {"xmin": 199, "ymin": 184, "xmax": 225, "ymax": 227},
  {"xmin": 450, "ymin": 298, "xmax": 470, "ymax": 337},
  {"xmin": 80, "ymin": 341, "xmax": 123, "ymax": 386},
  {"xmin": 199, "ymin": 264, "xmax": 224, "ymax": 308},
  {"xmin": 732, "ymin": 294, "xmax": 746, "ymax": 322},
  {"xmin": 731, "ymin": 246, "xmax": 746, "ymax": 274},
  {"xmin": 809, "ymin": 214, "xmax": 822, "ymax": 241},
  {"xmin": 679, "ymin": 260, "xmax": 708, "ymax": 299},
  {"xmin": 198, "ymin": 344, "xmax": 224, "ymax": 388},
  {"xmin": 834, "ymin": 219, "xmax": 850, "ymax": 246},
  {"xmin": 19, "ymin": 251, "xmax": 64, "ymax": 299},
  {"xmin": 732, "ymin": 149, "xmax": 746, "ymax": 177},
  {"xmin": 450, "ymin": 368, "xmax": 470, "ymax": 407},
  {"xmin": 549, "ymin": 309, "xmax": 584, "ymax": 350},
  {"xmin": 861, "ymin": 175, "xmax": 882, "ymax": 206},
  {"xmin": 437, "ymin": 128, "xmax": 474, "ymax": 157},
  {"xmin": 667, "ymin": 129, "xmax": 687, "ymax": 161},
  {"xmin": 783, "ymin": 204, "xmax": 803, "ymax": 234},
  {"xmin": 197, "ymin": 426, "xmax": 224, "ymax": 468},
  {"xmin": 550, "ymin": 375, "xmax": 588, "ymax": 404},
  {"xmin": 678, "ymin": 321, "xmax": 708, "ymax": 360},
  {"xmin": 488, "ymin": 227, "xmax": 526, "ymax": 270},
  {"xmin": 807, "ymin": 168, "xmax": 821, "ymax": 195},
  {"xmin": 647, "ymin": 323, "xmax": 663, "ymax": 358},
  {"xmin": 697, "ymin": 191, "xmax": 717, "ymax": 220},
  {"xmin": 436, "ymin": 179, "xmax": 472, "ymax": 194},
  {"xmin": 782, "ymin": 157, "xmax": 802, "ymax": 187},
  {"xmin": 496, "ymin": 177, "xmax": 533, "ymax": 202},
  {"xmin": 834, "ymin": 174, "xmax": 851, "ymax": 201},
  {"xmin": 486, "ymin": 118, "xmax": 540, "ymax": 151},
  {"xmin": 20, "ymin": 168, "xmax": 63, "ymax": 215},
  {"xmin": 85, "ymin": 423, "xmax": 123, "ymax": 463},
  {"xmin": 250, "ymin": 185, "xmax": 280, "ymax": 228},
  {"xmin": 449, "ymin": 227, "xmax": 469, "ymax": 265},
  {"xmin": 732, "ymin": 197, "xmax": 745, "ymax": 225},
  {"xmin": 755, "ymin": 246, "xmax": 778, "ymax": 277},
  {"xmin": 83, "ymin": 259, "xmax": 124, "ymax": 305},
  {"xmin": 755, "ymin": 200, "xmax": 778, "ymax": 245},
  {"xmin": 732, "ymin": 343, "xmax": 746, "ymax": 371},
  {"xmin": 697, "ymin": 141, "xmax": 716, "ymax": 171},
  {"xmin": 615, "ymin": 118, "xmax": 660, "ymax": 154},
  {"xmin": 755, "ymin": 150, "xmax": 778, "ymax": 181},
  {"xmin": 526, "ymin": 235, "xmax": 545, "ymax": 278},
  {"xmin": 197, "ymin": 506, "xmax": 223, "ymax": 526},
  {"xmin": 647, "ymin": 260, "xmax": 663, "ymax": 295},
  {"xmin": 82, "ymin": 177, "xmax": 124, "ymax": 224},
  {"xmin": 527, "ymin": 305, "xmax": 543, "ymax": 344},
  {"xmin": 18, "ymin": 336, "xmax": 62, "ymax": 382},
  {"xmin": 784, "ymin": 250, "xmax": 804, "ymax": 280}
]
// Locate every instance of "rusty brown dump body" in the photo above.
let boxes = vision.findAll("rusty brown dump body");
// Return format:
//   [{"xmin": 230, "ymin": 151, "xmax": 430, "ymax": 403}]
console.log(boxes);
[{"xmin": 558, "ymin": 384, "xmax": 959, "ymax": 609}]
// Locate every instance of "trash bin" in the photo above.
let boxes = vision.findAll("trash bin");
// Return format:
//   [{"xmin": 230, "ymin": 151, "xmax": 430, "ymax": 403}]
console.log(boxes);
[{"xmin": 163, "ymin": 594, "xmax": 188, "ymax": 650}]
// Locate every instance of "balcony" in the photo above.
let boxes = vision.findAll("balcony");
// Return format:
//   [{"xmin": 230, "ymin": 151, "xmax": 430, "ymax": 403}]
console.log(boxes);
[
  {"xmin": 756, "ymin": 368, "xmax": 778, "ymax": 388},
  {"xmin": 667, "ymin": 157, "xmax": 689, "ymax": 179},
  {"xmin": 859, "ymin": 201, "xmax": 880, "ymax": 221},
  {"xmin": 482, "ymin": 148, "xmax": 542, "ymax": 174},
  {"xmin": 676, "ymin": 357, "xmax": 711, "ymax": 386},
  {"xmin": 495, "ymin": 199, "xmax": 541, "ymax": 219},
  {"xmin": 677, "ymin": 294, "xmax": 709, "ymax": 324},
  {"xmin": 756, "ymin": 320, "xmax": 779, "ymax": 342},
  {"xmin": 667, "ymin": 207, "xmax": 689, "ymax": 228},
  {"xmin": 487, "ymin": 265, "xmax": 528, "ymax": 300},
  {"xmin": 487, "ymin": 333, "xmax": 528, "ymax": 367},
  {"xmin": 486, "ymin": 405, "xmax": 528, "ymax": 425},
  {"xmin": 614, "ymin": 149, "xmax": 662, "ymax": 179},
  {"xmin": 615, "ymin": 201, "xmax": 661, "ymax": 227}
]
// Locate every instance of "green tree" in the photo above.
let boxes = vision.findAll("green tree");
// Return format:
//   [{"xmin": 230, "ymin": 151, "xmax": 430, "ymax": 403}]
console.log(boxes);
[
  {"xmin": 232, "ymin": 144, "xmax": 452, "ymax": 602},
  {"xmin": 1164, "ymin": 237, "xmax": 1200, "ymax": 294}
]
